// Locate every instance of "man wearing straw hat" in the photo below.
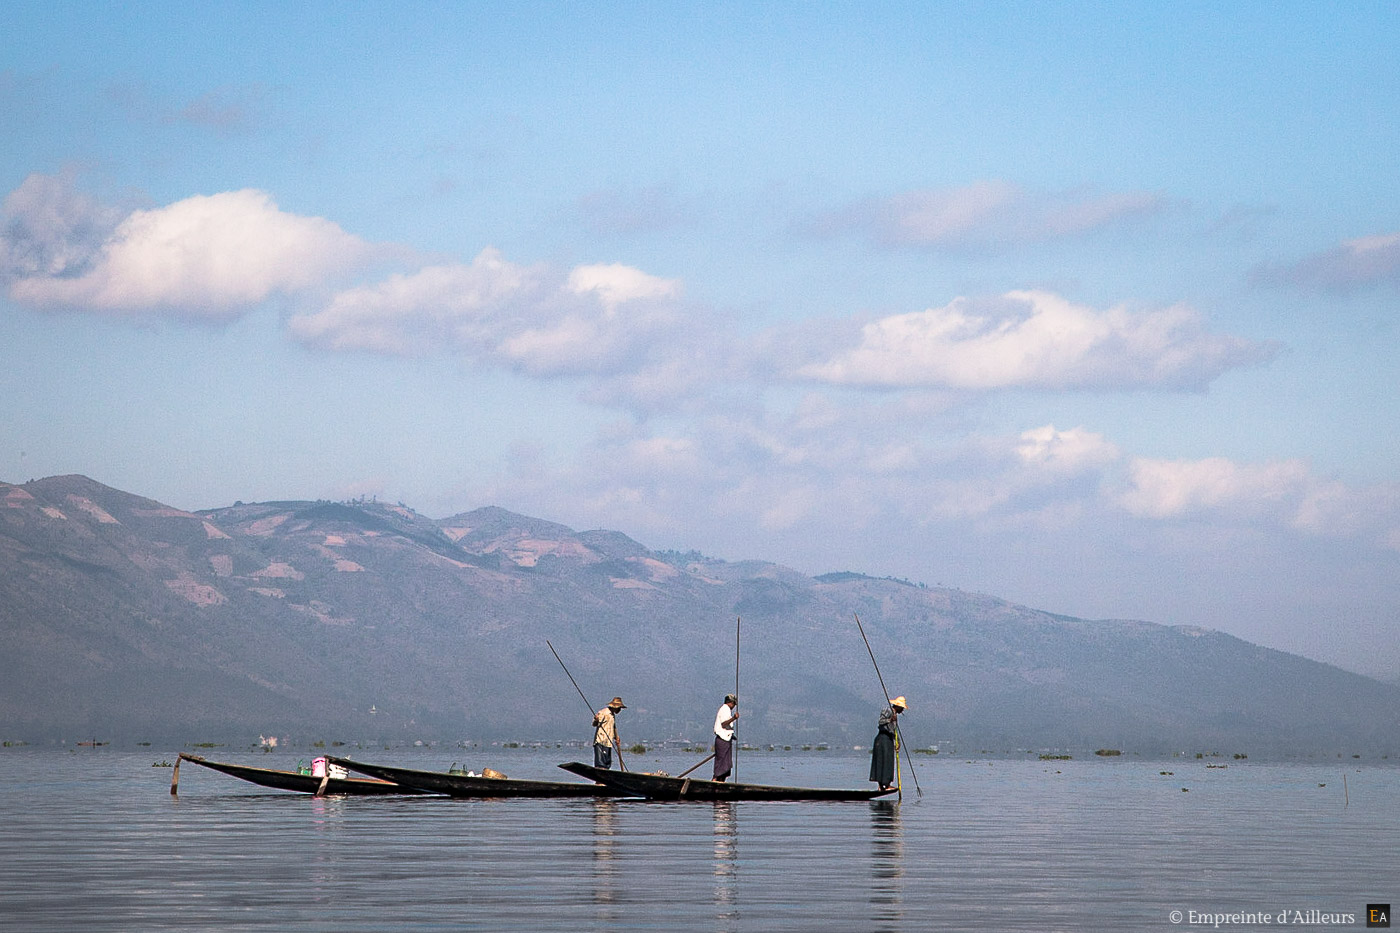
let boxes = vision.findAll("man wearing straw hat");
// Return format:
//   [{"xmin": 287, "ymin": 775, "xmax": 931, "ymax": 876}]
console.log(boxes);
[
  {"xmin": 712, "ymin": 694, "xmax": 739, "ymax": 782},
  {"xmin": 592, "ymin": 696, "xmax": 626, "ymax": 769},
  {"xmin": 869, "ymin": 696, "xmax": 906, "ymax": 791}
]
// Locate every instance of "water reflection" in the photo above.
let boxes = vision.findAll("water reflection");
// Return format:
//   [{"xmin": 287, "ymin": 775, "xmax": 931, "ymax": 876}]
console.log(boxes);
[
  {"xmin": 590, "ymin": 799, "xmax": 619, "ymax": 907},
  {"xmin": 870, "ymin": 800, "xmax": 904, "ymax": 930},
  {"xmin": 308, "ymin": 794, "xmax": 347, "ymax": 828},
  {"xmin": 712, "ymin": 802, "xmax": 739, "ymax": 932}
]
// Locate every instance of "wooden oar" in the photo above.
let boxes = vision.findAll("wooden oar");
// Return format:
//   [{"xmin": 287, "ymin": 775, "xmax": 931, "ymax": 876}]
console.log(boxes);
[
  {"xmin": 678, "ymin": 753, "xmax": 716, "ymax": 778},
  {"xmin": 547, "ymin": 639, "xmax": 627, "ymax": 772},
  {"xmin": 854, "ymin": 613, "xmax": 922, "ymax": 798}
]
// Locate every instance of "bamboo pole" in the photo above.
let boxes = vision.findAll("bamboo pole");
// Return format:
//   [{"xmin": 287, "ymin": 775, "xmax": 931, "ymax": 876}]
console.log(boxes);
[{"xmin": 733, "ymin": 616, "xmax": 740, "ymax": 783}]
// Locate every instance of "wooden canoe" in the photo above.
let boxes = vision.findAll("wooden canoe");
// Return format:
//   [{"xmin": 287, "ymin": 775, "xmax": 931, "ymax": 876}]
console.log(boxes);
[
  {"xmin": 328, "ymin": 756, "xmax": 625, "ymax": 798},
  {"xmin": 174, "ymin": 752, "xmax": 429, "ymax": 796},
  {"xmin": 558, "ymin": 761, "xmax": 898, "ymax": 801}
]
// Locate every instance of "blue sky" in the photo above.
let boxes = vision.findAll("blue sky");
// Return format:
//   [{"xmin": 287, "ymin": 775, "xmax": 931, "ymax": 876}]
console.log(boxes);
[{"xmin": 4, "ymin": 2, "xmax": 1398, "ymax": 675}]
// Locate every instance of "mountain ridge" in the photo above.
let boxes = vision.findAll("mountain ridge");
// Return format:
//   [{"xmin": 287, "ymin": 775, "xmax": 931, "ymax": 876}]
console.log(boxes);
[{"xmin": 2, "ymin": 474, "xmax": 1397, "ymax": 753}]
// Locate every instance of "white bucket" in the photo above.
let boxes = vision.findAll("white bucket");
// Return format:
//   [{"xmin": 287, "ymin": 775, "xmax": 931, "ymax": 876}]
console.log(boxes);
[{"xmin": 311, "ymin": 756, "xmax": 328, "ymax": 777}]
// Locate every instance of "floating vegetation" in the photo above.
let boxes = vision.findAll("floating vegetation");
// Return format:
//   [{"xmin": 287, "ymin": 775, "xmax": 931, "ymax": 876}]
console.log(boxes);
[
  {"xmin": 1094, "ymin": 749, "xmax": 1122, "ymax": 757},
  {"xmin": 152, "ymin": 760, "xmax": 172, "ymax": 768},
  {"xmin": 1159, "ymin": 771, "xmax": 1174, "ymax": 776},
  {"xmin": 1040, "ymin": 754, "xmax": 1072, "ymax": 761},
  {"xmin": 629, "ymin": 744, "xmax": 647, "ymax": 754},
  {"xmin": 2, "ymin": 741, "xmax": 27, "ymax": 747},
  {"xmin": 189, "ymin": 742, "xmax": 221, "ymax": 748},
  {"xmin": 1233, "ymin": 753, "xmax": 1248, "ymax": 760}
]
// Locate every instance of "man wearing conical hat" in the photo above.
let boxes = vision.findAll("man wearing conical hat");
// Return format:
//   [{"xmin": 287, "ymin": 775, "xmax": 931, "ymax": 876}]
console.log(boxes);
[
  {"xmin": 592, "ymin": 696, "xmax": 626, "ymax": 769},
  {"xmin": 869, "ymin": 696, "xmax": 907, "ymax": 791}
]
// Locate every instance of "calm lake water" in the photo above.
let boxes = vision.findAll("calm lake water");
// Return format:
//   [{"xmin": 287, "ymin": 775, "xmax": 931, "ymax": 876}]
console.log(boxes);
[{"xmin": 0, "ymin": 745, "xmax": 1394, "ymax": 931}]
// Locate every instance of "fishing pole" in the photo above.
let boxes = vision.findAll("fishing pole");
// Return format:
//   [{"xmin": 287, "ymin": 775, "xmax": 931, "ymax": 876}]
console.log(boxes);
[
  {"xmin": 546, "ymin": 639, "xmax": 627, "ymax": 771},
  {"xmin": 854, "ymin": 613, "xmax": 922, "ymax": 798}
]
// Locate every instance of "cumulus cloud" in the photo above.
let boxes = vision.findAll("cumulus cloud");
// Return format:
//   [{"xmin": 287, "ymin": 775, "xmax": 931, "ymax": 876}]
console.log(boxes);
[
  {"xmin": 0, "ymin": 172, "xmax": 122, "ymax": 279},
  {"xmin": 288, "ymin": 250, "xmax": 544, "ymax": 356},
  {"xmin": 1015, "ymin": 424, "xmax": 1121, "ymax": 475},
  {"xmin": 567, "ymin": 262, "xmax": 681, "ymax": 308},
  {"xmin": 5, "ymin": 180, "xmax": 375, "ymax": 320},
  {"xmin": 1117, "ymin": 456, "xmax": 1312, "ymax": 520},
  {"xmin": 1254, "ymin": 232, "xmax": 1400, "ymax": 291},
  {"xmin": 1115, "ymin": 455, "xmax": 1400, "ymax": 548},
  {"xmin": 794, "ymin": 290, "xmax": 1278, "ymax": 391},
  {"xmin": 289, "ymin": 251, "xmax": 696, "ymax": 384},
  {"xmin": 810, "ymin": 181, "xmax": 1167, "ymax": 250}
]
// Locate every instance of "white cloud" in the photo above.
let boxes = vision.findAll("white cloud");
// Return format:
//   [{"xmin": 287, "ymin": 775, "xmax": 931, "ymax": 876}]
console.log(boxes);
[
  {"xmin": 1293, "ymin": 477, "xmax": 1400, "ymax": 546},
  {"xmin": 1016, "ymin": 425, "xmax": 1121, "ymax": 475},
  {"xmin": 290, "ymin": 251, "xmax": 696, "ymax": 385},
  {"xmin": 288, "ymin": 250, "xmax": 542, "ymax": 356},
  {"xmin": 8, "ymin": 186, "xmax": 374, "ymax": 320},
  {"xmin": 1256, "ymin": 231, "xmax": 1400, "ymax": 291},
  {"xmin": 795, "ymin": 290, "xmax": 1277, "ymax": 391},
  {"xmin": 1118, "ymin": 456, "xmax": 1311, "ymax": 520},
  {"xmin": 567, "ymin": 263, "xmax": 680, "ymax": 309},
  {"xmin": 812, "ymin": 181, "xmax": 1167, "ymax": 250},
  {"xmin": 1116, "ymin": 455, "xmax": 1400, "ymax": 549},
  {"xmin": 0, "ymin": 172, "xmax": 122, "ymax": 279}
]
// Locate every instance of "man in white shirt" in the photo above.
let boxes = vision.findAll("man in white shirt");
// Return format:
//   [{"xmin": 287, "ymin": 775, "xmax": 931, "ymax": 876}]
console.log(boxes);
[{"xmin": 713, "ymin": 694, "xmax": 738, "ymax": 781}]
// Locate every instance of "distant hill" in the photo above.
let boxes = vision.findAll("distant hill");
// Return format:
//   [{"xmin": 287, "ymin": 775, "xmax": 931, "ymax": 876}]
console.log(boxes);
[{"xmin": 3, "ymin": 474, "xmax": 1398, "ymax": 754}]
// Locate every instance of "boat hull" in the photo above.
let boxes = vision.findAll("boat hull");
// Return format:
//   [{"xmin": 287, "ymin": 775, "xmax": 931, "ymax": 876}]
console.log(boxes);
[
  {"xmin": 329, "ymin": 756, "xmax": 624, "ymax": 798},
  {"xmin": 177, "ymin": 753, "xmax": 427, "ymax": 796},
  {"xmin": 558, "ymin": 762, "xmax": 897, "ymax": 801}
]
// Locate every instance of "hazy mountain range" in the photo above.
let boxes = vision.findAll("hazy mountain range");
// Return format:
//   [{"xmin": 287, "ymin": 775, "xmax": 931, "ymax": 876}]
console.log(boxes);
[{"xmin": 2, "ymin": 474, "xmax": 1397, "ymax": 754}]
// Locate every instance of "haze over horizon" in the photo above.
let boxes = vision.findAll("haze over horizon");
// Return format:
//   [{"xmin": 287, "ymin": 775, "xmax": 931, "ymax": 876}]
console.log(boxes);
[{"xmin": 3, "ymin": 4, "xmax": 1398, "ymax": 678}]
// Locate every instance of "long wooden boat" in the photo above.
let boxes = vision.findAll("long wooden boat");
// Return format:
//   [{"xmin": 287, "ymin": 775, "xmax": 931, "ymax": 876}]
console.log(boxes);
[
  {"xmin": 172, "ymin": 752, "xmax": 430, "ymax": 796},
  {"xmin": 328, "ymin": 756, "xmax": 625, "ymax": 798},
  {"xmin": 558, "ymin": 761, "xmax": 898, "ymax": 801}
]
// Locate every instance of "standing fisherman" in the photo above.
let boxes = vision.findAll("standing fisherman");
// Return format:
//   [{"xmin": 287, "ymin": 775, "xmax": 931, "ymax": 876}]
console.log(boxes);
[
  {"xmin": 712, "ymin": 694, "xmax": 739, "ymax": 782},
  {"xmin": 869, "ymin": 696, "xmax": 907, "ymax": 791},
  {"xmin": 593, "ymin": 696, "xmax": 626, "ymax": 769}
]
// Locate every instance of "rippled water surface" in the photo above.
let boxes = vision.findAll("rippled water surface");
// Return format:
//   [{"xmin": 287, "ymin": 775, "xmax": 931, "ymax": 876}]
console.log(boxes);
[{"xmin": 1, "ymin": 746, "xmax": 1395, "ymax": 931}]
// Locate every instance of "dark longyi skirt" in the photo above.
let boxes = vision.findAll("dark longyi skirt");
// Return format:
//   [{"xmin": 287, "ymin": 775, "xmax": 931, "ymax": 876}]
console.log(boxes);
[
  {"xmin": 713, "ymin": 735, "xmax": 733, "ymax": 780},
  {"xmin": 870, "ymin": 732, "xmax": 896, "ymax": 785}
]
